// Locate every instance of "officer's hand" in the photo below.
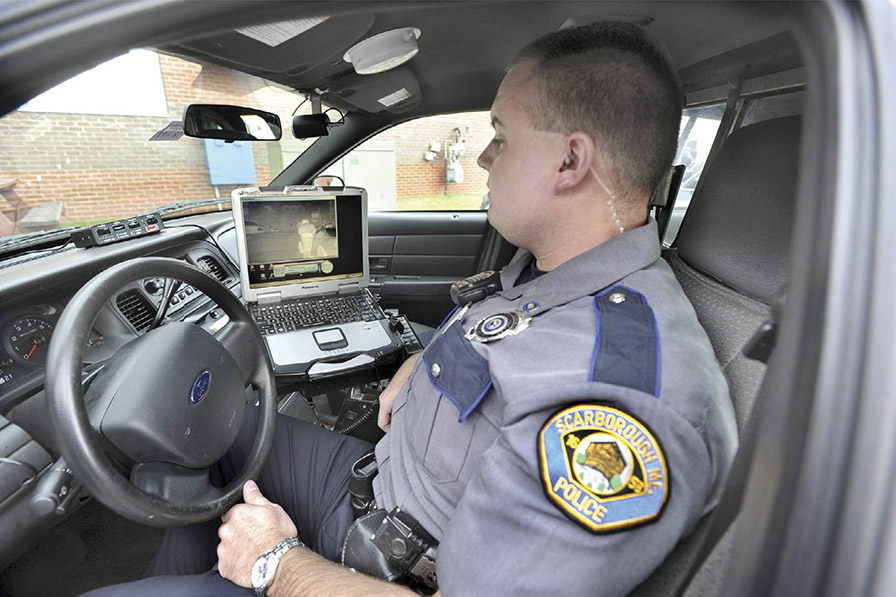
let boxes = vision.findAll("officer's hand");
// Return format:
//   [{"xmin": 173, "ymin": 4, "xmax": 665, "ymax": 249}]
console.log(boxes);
[
  {"xmin": 378, "ymin": 353, "xmax": 421, "ymax": 432},
  {"xmin": 378, "ymin": 382, "xmax": 399, "ymax": 432},
  {"xmin": 217, "ymin": 480, "xmax": 299, "ymax": 588}
]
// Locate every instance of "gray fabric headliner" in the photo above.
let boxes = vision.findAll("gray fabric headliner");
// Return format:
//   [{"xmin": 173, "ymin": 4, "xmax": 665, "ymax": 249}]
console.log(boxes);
[
  {"xmin": 157, "ymin": 1, "xmax": 797, "ymax": 121},
  {"xmin": 0, "ymin": 1, "xmax": 801, "ymax": 123}
]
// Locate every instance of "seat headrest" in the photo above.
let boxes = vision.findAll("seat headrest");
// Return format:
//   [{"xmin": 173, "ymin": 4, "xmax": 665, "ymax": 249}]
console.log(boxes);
[{"xmin": 676, "ymin": 116, "xmax": 801, "ymax": 304}]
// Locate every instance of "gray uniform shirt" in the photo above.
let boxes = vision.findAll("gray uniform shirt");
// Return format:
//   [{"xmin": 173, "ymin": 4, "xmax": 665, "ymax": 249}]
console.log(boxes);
[{"xmin": 373, "ymin": 219, "xmax": 737, "ymax": 596}]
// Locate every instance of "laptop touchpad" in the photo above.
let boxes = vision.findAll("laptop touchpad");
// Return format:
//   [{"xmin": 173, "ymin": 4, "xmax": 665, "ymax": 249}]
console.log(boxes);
[{"xmin": 313, "ymin": 328, "xmax": 348, "ymax": 351}]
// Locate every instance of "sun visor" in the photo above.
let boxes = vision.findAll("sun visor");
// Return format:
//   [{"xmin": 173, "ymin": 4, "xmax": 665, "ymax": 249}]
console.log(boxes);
[
  {"xmin": 178, "ymin": 15, "xmax": 374, "ymax": 76},
  {"xmin": 326, "ymin": 67, "xmax": 422, "ymax": 113}
]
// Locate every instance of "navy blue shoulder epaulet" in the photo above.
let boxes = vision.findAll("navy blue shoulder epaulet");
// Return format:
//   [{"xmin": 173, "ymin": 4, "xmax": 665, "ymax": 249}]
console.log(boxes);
[{"xmin": 588, "ymin": 285, "xmax": 661, "ymax": 398}]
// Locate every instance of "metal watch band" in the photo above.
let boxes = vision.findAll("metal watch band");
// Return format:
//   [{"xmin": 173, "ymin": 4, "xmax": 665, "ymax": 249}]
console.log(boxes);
[
  {"xmin": 252, "ymin": 536, "xmax": 303, "ymax": 597},
  {"xmin": 269, "ymin": 536, "xmax": 303, "ymax": 559}
]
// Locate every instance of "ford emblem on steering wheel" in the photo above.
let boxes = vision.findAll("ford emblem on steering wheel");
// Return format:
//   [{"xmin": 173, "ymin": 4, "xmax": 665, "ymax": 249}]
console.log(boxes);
[{"xmin": 190, "ymin": 370, "xmax": 211, "ymax": 404}]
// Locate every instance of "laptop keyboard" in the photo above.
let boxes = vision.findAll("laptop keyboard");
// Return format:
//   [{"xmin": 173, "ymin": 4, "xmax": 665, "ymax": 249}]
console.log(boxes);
[{"xmin": 250, "ymin": 293, "xmax": 384, "ymax": 335}]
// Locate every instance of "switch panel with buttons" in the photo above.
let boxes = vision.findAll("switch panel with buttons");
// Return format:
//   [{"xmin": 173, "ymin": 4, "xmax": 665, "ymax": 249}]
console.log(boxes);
[{"xmin": 72, "ymin": 213, "xmax": 164, "ymax": 248}]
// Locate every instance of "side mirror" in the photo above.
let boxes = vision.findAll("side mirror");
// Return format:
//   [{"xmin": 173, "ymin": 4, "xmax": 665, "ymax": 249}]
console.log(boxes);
[{"xmin": 182, "ymin": 104, "xmax": 282, "ymax": 141}]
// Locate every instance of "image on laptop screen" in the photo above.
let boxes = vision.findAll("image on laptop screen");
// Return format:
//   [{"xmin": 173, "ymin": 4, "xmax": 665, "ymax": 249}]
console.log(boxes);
[{"xmin": 240, "ymin": 194, "xmax": 365, "ymax": 290}]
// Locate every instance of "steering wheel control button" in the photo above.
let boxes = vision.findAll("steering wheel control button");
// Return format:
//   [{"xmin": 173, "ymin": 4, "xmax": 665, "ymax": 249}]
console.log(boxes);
[
  {"xmin": 190, "ymin": 370, "xmax": 211, "ymax": 404},
  {"xmin": 30, "ymin": 459, "xmax": 76, "ymax": 516}
]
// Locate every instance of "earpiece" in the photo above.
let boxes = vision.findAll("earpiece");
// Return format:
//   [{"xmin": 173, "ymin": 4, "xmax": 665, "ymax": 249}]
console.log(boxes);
[{"xmin": 562, "ymin": 153, "xmax": 574, "ymax": 168}]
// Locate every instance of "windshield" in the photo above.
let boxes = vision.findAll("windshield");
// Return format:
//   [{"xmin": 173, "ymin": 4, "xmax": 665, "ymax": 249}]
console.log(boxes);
[{"xmin": 0, "ymin": 50, "xmax": 313, "ymax": 239}]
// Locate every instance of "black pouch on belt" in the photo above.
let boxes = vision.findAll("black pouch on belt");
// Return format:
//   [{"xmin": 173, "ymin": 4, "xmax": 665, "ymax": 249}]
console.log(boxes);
[
  {"xmin": 341, "ymin": 507, "xmax": 438, "ymax": 595},
  {"xmin": 348, "ymin": 451, "xmax": 377, "ymax": 519}
]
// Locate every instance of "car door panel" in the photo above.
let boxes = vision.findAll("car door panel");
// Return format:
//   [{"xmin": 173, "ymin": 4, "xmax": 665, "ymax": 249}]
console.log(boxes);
[{"xmin": 368, "ymin": 211, "xmax": 488, "ymax": 326}]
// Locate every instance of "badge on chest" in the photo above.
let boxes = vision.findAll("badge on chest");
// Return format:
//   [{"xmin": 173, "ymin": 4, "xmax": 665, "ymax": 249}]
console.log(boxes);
[{"xmin": 465, "ymin": 310, "xmax": 531, "ymax": 343}]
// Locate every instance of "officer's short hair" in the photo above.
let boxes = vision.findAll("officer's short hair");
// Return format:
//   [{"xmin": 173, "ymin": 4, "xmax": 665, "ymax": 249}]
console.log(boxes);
[{"xmin": 514, "ymin": 22, "xmax": 682, "ymax": 210}]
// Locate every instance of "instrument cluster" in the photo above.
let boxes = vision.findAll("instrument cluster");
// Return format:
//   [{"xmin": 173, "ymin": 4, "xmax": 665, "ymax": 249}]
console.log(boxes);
[{"xmin": 0, "ymin": 304, "xmax": 104, "ymax": 394}]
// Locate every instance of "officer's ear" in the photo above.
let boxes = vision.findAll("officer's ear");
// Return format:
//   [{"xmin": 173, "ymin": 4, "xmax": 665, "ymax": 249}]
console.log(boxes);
[{"xmin": 555, "ymin": 132, "xmax": 594, "ymax": 194}]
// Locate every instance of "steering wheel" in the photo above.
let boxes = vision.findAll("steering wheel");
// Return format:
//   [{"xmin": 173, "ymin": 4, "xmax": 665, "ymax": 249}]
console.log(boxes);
[{"xmin": 45, "ymin": 257, "xmax": 277, "ymax": 527}]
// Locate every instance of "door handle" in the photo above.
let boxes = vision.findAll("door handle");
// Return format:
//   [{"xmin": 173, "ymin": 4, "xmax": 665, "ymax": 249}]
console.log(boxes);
[{"xmin": 369, "ymin": 257, "xmax": 390, "ymax": 272}]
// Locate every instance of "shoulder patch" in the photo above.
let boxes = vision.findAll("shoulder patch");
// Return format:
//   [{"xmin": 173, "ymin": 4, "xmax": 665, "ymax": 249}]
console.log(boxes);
[{"xmin": 538, "ymin": 403, "xmax": 668, "ymax": 533}]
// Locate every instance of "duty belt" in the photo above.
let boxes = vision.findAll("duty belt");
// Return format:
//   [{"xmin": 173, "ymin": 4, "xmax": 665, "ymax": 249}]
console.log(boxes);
[
  {"xmin": 348, "ymin": 451, "xmax": 378, "ymax": 518},
  {"xmin": 342, "ymin": 455, "xmax": 438, "ymax": 593}
]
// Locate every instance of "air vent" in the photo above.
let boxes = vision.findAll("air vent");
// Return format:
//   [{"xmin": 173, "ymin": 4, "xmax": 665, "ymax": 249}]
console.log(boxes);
[
  {"xmin": 115, "ymin": 290, "xmax": 155, "ymax": 333},
  {"xmin": 196, "ymin": 255, "xmax": 228, "ymax": 282}
]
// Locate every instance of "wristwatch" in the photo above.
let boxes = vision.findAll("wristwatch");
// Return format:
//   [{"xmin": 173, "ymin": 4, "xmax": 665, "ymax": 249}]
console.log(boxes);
[{"xmin": 250, "ymin": 536, "xmax": 303, "ymax": 597}]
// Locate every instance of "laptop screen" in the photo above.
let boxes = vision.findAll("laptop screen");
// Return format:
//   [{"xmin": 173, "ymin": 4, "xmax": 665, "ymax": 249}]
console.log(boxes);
[{"xmin": 239, "ymin": 192, "xmax": 365, "ymax": 290}]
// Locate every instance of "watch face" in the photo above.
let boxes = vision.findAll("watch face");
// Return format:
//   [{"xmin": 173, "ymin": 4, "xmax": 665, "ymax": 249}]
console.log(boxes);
[{"xmin": 251, "ymin": 557, "xmax": 270, "ymax": 590}]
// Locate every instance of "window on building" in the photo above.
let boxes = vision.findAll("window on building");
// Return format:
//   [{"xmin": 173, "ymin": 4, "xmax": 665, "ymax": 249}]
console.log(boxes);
[{"xmin": 317, "ymin": 112, "xmax": 492, "ymax": 211}]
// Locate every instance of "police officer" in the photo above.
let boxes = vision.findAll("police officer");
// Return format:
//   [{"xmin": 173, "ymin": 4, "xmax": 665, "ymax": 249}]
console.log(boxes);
[{"xmin": 87, "ymin": 21, "xmax": 736, "ymax": 597}]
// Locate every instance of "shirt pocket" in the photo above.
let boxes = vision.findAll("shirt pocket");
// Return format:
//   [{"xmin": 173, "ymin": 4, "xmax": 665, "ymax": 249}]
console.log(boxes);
[{"xmin": 406, "ymin": 321, "xmax": 493, "ymax": 483}]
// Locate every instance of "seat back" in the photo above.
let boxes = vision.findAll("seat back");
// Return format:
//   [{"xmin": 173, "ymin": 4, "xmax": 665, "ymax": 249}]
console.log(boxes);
[
  {"xmin": 669, "ymin": 115, "xmax": 800, "ymax": 431},
  {"xmin": 631, "ymin": 115, "xmax": 802, "ymax": 596}
]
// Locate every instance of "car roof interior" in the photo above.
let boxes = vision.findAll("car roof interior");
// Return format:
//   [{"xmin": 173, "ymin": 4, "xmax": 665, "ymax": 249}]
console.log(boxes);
[
  {"xmin": 1, "ymin": 2, "xmax": 806, "ymax": 137},
  {"xmin": 147, "ymin": 2, "xmax": 804, "ymax": 183},
  {"xmin": 154, "ymin": 2, "xmax": 800, "ymax": 118}
]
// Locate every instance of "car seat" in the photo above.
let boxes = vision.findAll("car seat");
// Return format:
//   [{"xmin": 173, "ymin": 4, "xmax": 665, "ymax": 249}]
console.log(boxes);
[{"xmin": 631, "ymin": 115, "xmax": 802, "ymax": 596}]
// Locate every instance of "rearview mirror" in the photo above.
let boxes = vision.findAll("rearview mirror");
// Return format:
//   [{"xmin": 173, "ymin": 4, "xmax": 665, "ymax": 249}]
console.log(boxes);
[{"xmin": 182, "ymin": 104, "xmax": 282, "ymax": 141}]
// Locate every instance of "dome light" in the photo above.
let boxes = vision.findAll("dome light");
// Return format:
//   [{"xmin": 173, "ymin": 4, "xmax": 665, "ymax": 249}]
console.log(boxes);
[{"xmin": 344, "ymin": 28, "xmax": 421, "ymax": 75}]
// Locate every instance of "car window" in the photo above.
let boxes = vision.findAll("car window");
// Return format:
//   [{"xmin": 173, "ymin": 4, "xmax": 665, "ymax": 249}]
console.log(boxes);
[
  {"xmin": 0, "ymin": 50, "xmax": 311, "ymax": 238},
  {"xmin": 662, "ymin": 103, "xmax": 726, "ymax": 246},
  {"xmin": 317, "ymin": 112, "xmax": 492, "ymax": 211}
]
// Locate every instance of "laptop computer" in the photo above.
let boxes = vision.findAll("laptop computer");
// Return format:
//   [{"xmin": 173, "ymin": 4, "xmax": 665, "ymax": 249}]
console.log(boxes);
[{"xmin": 231, "ymin": 185, "xmax": 401, "ymax": 378}]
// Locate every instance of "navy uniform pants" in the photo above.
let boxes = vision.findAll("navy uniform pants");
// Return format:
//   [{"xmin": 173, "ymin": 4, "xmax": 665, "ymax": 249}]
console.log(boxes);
[{"xmin": 82, "ymin": 407, "xmax": 374, "ymax": 596}]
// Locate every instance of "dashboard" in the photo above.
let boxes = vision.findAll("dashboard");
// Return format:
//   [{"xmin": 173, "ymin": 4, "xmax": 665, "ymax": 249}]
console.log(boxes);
[
  {"xmin": 0, "ymin": 211, "xmax": 261, "ymax": 570},
  {"xmin": 0, "ymin": 213, "xmax": 241, "ymax": 412}
]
